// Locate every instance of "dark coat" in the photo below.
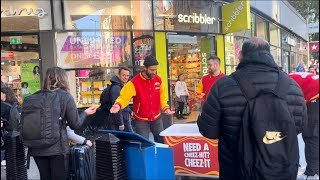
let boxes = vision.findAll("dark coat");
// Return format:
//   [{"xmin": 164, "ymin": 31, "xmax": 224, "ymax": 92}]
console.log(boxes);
[
  {"xmin": 110, "ymin": 76, "xmax": 132, "ymax": 126},
  {"xmin": 31, "ymin": 90, "xmax": 87, "ymax": 156},
  {"xmin": 197, "ymin": 50, "xmax": 307, "ymax": 180}
]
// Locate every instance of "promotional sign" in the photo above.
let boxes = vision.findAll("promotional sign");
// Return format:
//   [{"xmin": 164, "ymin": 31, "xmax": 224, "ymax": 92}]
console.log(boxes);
[
  {"xmin": 164, "ymin": 136, "xmax": 219, "ymax": 176},
  {"xmin": 61, "ymin": 35, "xmax": 127, "ymax": 64},
  {"xmin": 222, "ymin": 1, "xmax": 250, "ymax": 34},
  {"xmin": 309, "ymin": 41, "xmax": 319, "ymax": 53},
  {"xmin": 20, "ymin": 63, "xmax": 41, "ymax": 100}
]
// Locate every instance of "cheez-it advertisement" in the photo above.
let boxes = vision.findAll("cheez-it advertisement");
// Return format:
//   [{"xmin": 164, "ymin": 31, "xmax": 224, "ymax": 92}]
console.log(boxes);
[{"xmin": 164, "ymin": 136, "xmax": 219, "ymax": 176}]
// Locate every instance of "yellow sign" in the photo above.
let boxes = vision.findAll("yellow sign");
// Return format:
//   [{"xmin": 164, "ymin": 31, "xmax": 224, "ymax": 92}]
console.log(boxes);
[{"xmin": 222, "ymin": 1, "xmax": 250, "ymax": 34}]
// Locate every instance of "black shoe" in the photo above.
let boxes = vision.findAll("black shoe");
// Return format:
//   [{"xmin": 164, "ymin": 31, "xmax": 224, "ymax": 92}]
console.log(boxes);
[
  {"xmin": 176, "ymin": 116, "xmax": 183, "ymax": 119},
  {"xmin": 182, "ymin": 116, "xmax": 187, "ymax": 119}
]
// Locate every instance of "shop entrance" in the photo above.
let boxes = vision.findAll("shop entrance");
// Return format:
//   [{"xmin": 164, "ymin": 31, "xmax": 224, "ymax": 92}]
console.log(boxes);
[
  {"xmin": 1, "ymin": 33, "xmax": 41, "ymax": 103},
  {"xmin": 167, "ymin": 34, "xmax": 215, "ymax": 123}
]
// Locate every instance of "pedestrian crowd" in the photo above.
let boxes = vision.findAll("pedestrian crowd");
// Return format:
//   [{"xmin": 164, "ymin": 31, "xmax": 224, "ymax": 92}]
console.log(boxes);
[{"xmin": 1, "ymin": 37, "xmax": 319, "ymax": 180}]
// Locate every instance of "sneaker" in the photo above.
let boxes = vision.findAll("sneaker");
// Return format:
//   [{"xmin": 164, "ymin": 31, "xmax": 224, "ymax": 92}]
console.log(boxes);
[{"xmin": 1, "ymin": 160, "xmax": 5, "ymax": 166}]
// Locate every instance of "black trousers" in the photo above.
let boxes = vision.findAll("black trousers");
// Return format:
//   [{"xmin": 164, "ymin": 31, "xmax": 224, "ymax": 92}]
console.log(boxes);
[
  {"xmin": 303, "ymin": 99, "xmax": 319, "ymax": 176},
  {"xmin": 177, "ymin": 102, "xmax": 185, "ymax": 116},
  {"xmin": 34, "ymin": 155, "xmax": 68, "ymax": 180}
]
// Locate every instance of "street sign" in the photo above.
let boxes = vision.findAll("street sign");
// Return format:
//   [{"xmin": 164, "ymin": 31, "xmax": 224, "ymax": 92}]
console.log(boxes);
[{"xmin": 10, "ymin": 36, "xmax": 22, "ymax": 45}]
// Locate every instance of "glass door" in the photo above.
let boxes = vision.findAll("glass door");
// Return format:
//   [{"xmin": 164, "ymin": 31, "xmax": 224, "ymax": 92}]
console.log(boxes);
[{"xmin": 167, "ymin": 34, "xmax": 215, "ymax": 124}]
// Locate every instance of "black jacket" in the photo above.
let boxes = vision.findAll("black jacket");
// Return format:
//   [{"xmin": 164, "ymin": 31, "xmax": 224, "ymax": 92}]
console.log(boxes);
[
  {"xmin": 197, "ymin": 50, "xmax": 307, "ymax": 180},
  {"xmin": 110, "ymin": 76, "xmax": 132, "ymax": 126},
  {"xmin": 31, "ymin": 89, "xmax": 87, "ymax": 156}
]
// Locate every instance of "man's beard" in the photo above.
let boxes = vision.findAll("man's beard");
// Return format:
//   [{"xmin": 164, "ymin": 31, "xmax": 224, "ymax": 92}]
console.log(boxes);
[{"xmin": 145, "ymin": 71, "xmax": 155, "ymax": 79}]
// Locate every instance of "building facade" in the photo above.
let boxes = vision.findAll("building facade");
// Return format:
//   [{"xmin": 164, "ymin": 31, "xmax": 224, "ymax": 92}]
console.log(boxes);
[{"xmin": 1, "ymin": 0, "xmax": 308, "ymax": 112}]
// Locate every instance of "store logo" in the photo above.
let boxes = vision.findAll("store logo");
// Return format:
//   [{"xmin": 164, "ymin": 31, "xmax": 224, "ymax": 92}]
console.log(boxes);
[
  {"xmin": 178, "ymin": 13, "xmax": 216, "ymax": 25},
  {"xmin": 1, "ymin": 6, "xmax": 48, "ymax": 18},
  {"xmin": 201, "ymin": 53, "xmax": 208, "ymax": 75},
  {"xmin": 224, "ymin": 1, "xmax": 245, "ymax": 32}
]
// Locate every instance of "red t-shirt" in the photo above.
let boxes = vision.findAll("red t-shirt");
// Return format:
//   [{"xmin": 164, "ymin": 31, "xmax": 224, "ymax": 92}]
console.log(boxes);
[
  {"xmin": 197, "ymin": 72, "xmax": 226, "ymax": 101},
  {"xmin": 288, "ymin": 72, "xmax": 319, "ymax": 103}
]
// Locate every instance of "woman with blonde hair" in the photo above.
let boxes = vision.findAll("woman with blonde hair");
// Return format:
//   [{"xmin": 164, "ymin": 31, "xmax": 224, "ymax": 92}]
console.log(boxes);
[{"xmin": 29, "ymin": 67, "xmax": 97, "ymax": 180}]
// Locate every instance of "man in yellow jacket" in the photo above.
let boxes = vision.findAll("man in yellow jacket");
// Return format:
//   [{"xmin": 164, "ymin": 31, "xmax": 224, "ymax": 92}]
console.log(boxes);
[{"xmin": 110, "ymin": 55, "xmax": 174, "ymax": 143}]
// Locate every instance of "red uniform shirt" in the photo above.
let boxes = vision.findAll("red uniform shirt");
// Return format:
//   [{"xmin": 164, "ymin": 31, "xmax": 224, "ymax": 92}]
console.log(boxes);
[{"xmin": 196, "ymin": 72, "xmax": 226, "ymax": 101}]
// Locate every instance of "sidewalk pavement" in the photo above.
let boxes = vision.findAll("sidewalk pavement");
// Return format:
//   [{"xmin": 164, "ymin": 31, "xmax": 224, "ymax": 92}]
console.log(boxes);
[{"xmin": 0, "ymin": 135, "xmax": 309, "ymax": 180}]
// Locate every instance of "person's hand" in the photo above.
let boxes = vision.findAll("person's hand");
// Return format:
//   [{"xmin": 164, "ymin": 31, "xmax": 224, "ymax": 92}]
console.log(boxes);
[
  {"xmin": 110, "ymin": 104, "xmax": 120, "ymax": 114},
  {"xmin": 86, "ymin": 140, "xmax": 93, "ymax": 147},
  {"xmin": 84, "ymin": 106, "xmax": 97, "ymax": 115},
  {"xmin": 119, "ymin": 125, "xmax": 125, "ymax": 131},
  {"xmin": 164, "ymin": 109, "xmax": 175, "ymax": 115}
]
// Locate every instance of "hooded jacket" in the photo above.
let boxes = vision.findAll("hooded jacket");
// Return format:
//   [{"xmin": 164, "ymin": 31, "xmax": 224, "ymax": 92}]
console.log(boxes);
[
  {"xmin": 110, "ymin": 76, "xmax": 132, "ymax": 126},
  {"xmin": 197, "ymin": 50, "xmax": 307, "ymax": 180}
]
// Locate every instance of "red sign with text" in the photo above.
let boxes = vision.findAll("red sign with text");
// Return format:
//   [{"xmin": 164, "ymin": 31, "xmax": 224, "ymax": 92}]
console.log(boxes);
[{"xmin": 164, "ymin": 136, "xmax": 219, "ymax": 177}]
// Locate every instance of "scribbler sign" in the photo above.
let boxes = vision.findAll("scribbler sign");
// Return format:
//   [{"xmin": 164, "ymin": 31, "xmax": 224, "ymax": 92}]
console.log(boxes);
[
  {"xmin": 222, "ymin": 1, "xmax": 250, "ymax": 34},
  {"xmin": 164, "ymin": 136, "xmax": 219, "ymax": 176},
  {"xmin": 178, "ymin": 13, "xmax": 216, "ymax": 25}
]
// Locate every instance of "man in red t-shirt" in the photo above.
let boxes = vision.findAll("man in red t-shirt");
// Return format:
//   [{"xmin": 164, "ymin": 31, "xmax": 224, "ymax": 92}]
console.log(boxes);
[
  {"xmin": 196, "ymin": 56, "xmax": 225, "ymax": 104},
  {"xmin": 289, "ymin": 72, "xmax": 319, "ymax": 178}
]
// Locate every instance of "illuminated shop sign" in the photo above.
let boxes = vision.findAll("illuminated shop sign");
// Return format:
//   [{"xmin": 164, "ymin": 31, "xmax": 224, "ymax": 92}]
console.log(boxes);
[
  {"xmin": 178, "ymin": 13, "xmax": 216, "ymax": 25},
  {"xmin": 1, "ymin": 6, "xmax": 48, "ymax": 18}
]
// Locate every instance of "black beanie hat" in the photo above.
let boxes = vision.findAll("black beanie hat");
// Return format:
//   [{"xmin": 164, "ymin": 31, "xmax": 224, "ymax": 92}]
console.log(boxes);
[{"xmin": 143, "ymin": 55, "xmax": 159, "ymax": 67}]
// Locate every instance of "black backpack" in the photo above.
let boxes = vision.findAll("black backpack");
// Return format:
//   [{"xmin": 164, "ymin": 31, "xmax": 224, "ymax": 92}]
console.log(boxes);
[
  {"xmin": 20, "ymin": 90, "xmax": 63, "ymax": 149},
  {"xmin": 2, "ymin": 102, "xmax": 22, "ymax": 137},
  {"xmin": 232, "ymin": 70, "xmax": 299, "ymax": 180},
  {"xmin": 99, "ymin": 84, "xmax": 114, "ymax": 111}
]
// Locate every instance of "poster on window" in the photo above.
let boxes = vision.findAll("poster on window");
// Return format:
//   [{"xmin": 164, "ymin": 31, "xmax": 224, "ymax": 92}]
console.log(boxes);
[
  {"xmin": 57, "ymin": 33, "xmax": 129, "ymax": 68},
  {"xmin": 20, "ymin": 63, "xmax": 41, "ymax": 100}
]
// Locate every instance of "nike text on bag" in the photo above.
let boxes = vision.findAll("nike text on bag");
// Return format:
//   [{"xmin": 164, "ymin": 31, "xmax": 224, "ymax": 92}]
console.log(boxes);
[
  {"xmin": 232, "ymin": 71, "xmax": 299, "ymax": 180},
  {"xmin": 20, "ymin": 90, "xmax": 63, "ymax": 149}
]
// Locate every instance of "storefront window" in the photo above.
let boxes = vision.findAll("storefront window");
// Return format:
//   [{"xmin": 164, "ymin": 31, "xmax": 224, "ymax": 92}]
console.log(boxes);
[
  {"xmin": 153, "ymin": 0, "xmax": 220, "ymax": 33},
  {"xmin": 225, "ymin": 35, "xmax": 247, "ymax": 75},
  {"xmin": 250, "ymin": 13, "xmax": 256, "ymax": 37},
  {"xmin": 56, "ymin": 31, "xmax": 132, "ymax": 69},
  {"xmin": 1, "ymin": 35, "xmax": 41, "ymax": 103},
  {"xmin": 270, "ymin": 46, "xmax": 281, "ymax": 67},
  {"xmin": 269, "ymin": 23, "xmax": 280, "ymax": 47},
  {"xmin": 256, "ymin": 16, "xmax": 268, "ymax": 41},
  {"xmin": 132, "ymin": 31, "xmax": 155, "ymax": 75},
  {"xmin": 63, "ymin": 0, "xmax": 152, "ymax": 30},
  {"xmin": 66, "ymin": 67, "xmax": 134, "ymax": 108}
]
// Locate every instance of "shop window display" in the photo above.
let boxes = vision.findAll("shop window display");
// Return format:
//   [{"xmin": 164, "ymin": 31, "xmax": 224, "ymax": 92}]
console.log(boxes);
[
  {"xmin": 1, "ymin": 35, "xmax": 41, "ymax": 103},
  {"xmin": 132, "ymin": 31, "xmax": 155, "ymax": 75},
  {"xmin": 66, "ymin": 68, "xmax": 133, "ymax": 108}
]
